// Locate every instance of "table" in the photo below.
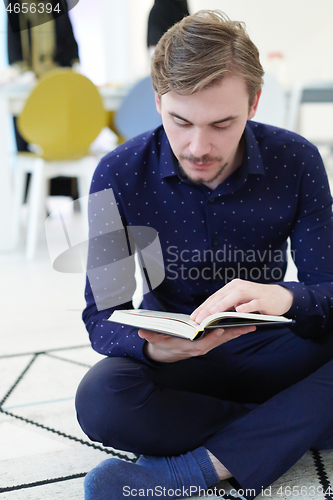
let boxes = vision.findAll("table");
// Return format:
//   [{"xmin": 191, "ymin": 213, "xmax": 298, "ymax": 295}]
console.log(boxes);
[
  {"xmin": 0, "ymin": 81, "xmax": 128, "ymax": 252},
  {"xmin": 4, "ymin": 82, "xmax": 128, "ymax": 116}
]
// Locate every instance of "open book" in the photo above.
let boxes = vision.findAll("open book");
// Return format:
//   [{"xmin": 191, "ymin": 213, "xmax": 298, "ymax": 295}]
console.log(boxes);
[{"xmin": 108, "ymin": 309, "xmax": 294, "ymax": 341}]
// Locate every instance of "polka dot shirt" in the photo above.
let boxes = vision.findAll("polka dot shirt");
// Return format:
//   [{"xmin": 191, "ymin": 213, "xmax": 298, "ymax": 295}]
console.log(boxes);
[{"xmin": 83, "ymin": 122, "xmax": 333, "ymax": 362}]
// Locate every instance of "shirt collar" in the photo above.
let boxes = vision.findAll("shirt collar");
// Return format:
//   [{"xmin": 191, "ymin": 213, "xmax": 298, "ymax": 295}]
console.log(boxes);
[
  {"xmin": 158, "ymin": 121, "xmax": 266, "ymax": 182},
  {"xmin": 158, "ymin": 128, "xmax": 179, "ymax": 179},
  {"xmin": 243, "ymin": 121, "xmax": 266, "ymax": 176}
]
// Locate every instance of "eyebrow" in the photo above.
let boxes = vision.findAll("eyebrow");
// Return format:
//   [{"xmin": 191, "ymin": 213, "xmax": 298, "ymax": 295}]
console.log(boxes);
[{"xmin": 169, "ymin": 112, "xmax": 238, "ymax": 125}]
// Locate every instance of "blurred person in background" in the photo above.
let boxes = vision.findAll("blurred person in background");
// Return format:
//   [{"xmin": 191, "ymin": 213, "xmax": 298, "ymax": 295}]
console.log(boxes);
[
  {"xmin": 147, "ymin": 0, "xmax": 189, "ymax": 56},
  {"xmin": 5, "ymin": 0, "xmax": 80, "ymax": 198}
]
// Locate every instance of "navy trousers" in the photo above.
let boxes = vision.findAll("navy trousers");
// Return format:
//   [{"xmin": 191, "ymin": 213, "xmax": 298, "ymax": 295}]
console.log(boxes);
[{"xmin": 75, "ymin": 327, "xmax": 333, "ymax": 497}]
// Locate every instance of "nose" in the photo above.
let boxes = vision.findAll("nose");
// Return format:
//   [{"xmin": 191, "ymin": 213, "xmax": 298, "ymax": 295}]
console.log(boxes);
[{"xmin": 188, "ymin": 128, "xmax": 211, "ymax": 158}]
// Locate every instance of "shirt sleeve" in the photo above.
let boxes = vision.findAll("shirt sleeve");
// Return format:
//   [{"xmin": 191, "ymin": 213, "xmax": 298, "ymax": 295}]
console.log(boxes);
[
  {"xmin": 279, "ymin": 147, "xmax": 333, "ymax": 338},
  {"xmin": 82, "ymin": 157, "xmax": 150, "ymax": 363}
]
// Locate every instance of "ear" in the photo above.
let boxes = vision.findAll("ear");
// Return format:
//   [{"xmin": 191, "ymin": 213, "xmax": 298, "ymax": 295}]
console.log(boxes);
[
  {"xmin": 248, "ymin": 89, "xmax": 262, "ymax": 120},
  {"xmin": 154, "ymin": 91, "xmax": 162, "ymax": 115}
]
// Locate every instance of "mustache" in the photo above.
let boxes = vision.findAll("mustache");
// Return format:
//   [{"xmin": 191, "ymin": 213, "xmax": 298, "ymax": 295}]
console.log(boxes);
[{"xmin": 180, "ymin": 154, "xmax": 222, "ymax": 164}]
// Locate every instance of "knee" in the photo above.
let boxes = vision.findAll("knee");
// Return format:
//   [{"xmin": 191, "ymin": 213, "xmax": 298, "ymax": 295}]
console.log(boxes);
[{"xmin": 75, "ymin": 357, "xmax": 153, "ymax": 448}]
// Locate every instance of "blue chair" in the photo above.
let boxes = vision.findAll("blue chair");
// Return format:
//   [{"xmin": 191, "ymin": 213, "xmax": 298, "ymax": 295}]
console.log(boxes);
[{"xmin": 114, "ymin": 76, "xmax": 162, "ymax": 140}]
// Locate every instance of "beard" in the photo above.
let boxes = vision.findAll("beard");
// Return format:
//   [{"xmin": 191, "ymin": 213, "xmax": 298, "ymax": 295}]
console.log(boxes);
[{"xmin": 178, "ymin": 154, "xmax": 228, "ymax": 185}]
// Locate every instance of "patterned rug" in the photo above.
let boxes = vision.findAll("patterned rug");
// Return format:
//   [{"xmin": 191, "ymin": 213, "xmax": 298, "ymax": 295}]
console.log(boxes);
[{"xmin": 1, "ymin": 345, "xmax": 332, "ymax": 499}]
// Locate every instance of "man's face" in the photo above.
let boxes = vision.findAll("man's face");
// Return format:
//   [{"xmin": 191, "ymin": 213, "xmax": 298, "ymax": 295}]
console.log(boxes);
[{"xmin": 155, "ymin": 76, "xmax": 260, "ymax": 190}]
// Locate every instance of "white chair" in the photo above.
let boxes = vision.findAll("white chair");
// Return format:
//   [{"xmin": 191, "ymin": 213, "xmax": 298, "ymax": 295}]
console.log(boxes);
[
  {"xmin": 12, "ymin": 69, "xmax": 107, "ymax": 259},
  {"xmin": 286, "ymin": 81, "xmax": 333, "ymax": 174},
  {"xmin": 253, "ymin": 72, "xmax": 287, "ymax": 128},
  {"xmin": 286, "ymin": 81, "xmax": 333, "ymax": 132}
]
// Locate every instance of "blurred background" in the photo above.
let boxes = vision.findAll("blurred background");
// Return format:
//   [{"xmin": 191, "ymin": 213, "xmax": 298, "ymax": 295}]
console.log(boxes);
[{"xmin": 0, "ymin": 0, "xmax": 329, "ymax": 87}]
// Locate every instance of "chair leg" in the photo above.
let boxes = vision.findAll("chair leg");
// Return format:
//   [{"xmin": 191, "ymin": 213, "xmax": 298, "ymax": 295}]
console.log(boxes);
[
  {"xmin": 77, "ymin": 157, "xmax": 96, "ymax": 216},
  {"xmin": 11, "ymin": 156, "xmax": 28, "ymax": 248},
  {"xmin": 26, "ymin": 159, "xmax": 46, "ymax": 260}
]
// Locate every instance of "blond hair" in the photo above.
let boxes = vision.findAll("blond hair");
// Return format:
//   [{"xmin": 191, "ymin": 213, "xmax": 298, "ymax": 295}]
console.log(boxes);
[{"xmin": 151, "ymin": 10, "xmax": 264, "ymax": 105}]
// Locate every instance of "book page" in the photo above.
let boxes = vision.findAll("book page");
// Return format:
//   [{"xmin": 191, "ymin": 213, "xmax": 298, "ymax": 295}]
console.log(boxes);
[
  {"xmin": 200, "ymin": 311, "xmax": 292, "ymax": 329},
  {"xmin": 121, "ymin": 309, "xmax": 199, "ymax": 327}
]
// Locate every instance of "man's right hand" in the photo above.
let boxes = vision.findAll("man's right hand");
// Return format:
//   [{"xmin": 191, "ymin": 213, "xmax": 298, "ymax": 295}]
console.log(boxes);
[{"xmin": 138, "ymin": 325, "xmax": 256, "ymax": 363}]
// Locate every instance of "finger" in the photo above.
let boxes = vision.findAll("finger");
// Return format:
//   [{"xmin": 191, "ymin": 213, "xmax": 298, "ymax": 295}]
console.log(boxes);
[
  {"xmin": 209, "ymin": 287, "xmax": 261, "ymax": 313},
  {"xmin": 138, "ymin": 328, "xmax": 153, "ymax": 339},
  {"xmin": 190, "ymin": 292, "xmax": 226, "ymax": 321},
  {"xmin": 193, "ymin": 289, "xmax": 248, "ymax": 324},
  {"xmin": 190, "ymin": 285, "xmax": 232, "ymax": 320},
  {"xmin": 235, "ymin": 299, "xmax": 262, "ymax": 314},
  {"xmin": 211, "ymin": 325, "xmax": 257, "ymax": 347},
  {"xmin": 197, "ymin": 325, "xmax": 256, "ymax": 351},
  {"xmin": 191, "ymin": 280, "xmax": 249, "ymax": 321},
  {"xmin": 138, "ymin": 329, "xmax": 191, "ymax": 349},
  {"xmin": 138, "ymin": 329, "xmax": 170, "ymax": 342}
]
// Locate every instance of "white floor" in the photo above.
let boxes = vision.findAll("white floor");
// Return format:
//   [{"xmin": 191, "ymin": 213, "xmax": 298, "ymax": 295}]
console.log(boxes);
[
  {"xmin": 1, "ymin": 197, "xmax": 91, "ymax": 354},
  {"xmin": 0, "ymin": 199, "xmax": 106, "ymax": 498}
]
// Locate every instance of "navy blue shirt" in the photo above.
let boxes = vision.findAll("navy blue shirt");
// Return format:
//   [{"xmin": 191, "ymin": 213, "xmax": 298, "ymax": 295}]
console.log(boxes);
[{"xmin": 83, "ymin": 121, "xmax": 333, "ymax": 362}]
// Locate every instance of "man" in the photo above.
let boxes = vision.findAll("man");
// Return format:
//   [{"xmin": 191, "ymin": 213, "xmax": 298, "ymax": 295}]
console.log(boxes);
[
  {"xmin": 7, "ymin": 0, "xmax": 80, "ymax": 196},
  {"xmin": 75, "ymin": 10, "xmax": 333, "ymax": 500}
]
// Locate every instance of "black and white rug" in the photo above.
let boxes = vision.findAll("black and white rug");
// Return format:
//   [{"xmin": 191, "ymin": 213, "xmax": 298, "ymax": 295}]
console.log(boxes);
[{"xmin": 1, "ymin": 345, "xmax": 332, "ymax": 499}]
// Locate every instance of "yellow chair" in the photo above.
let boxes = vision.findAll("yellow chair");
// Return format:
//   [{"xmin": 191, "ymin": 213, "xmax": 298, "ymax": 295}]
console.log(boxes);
[
  {"xmin": 12, "ymin": 69, "xmax": 107, "ymax": 259},
  {"xmin": 107, "ymin": 110, "xmax": 126, "ymax": 145}
]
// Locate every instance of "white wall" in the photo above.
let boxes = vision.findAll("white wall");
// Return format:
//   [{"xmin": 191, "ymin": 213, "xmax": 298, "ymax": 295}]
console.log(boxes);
[
  {"xmin": 70, "ymin": 0, "xmax": 154, "ymax": 85},
  {"xmin": 189, "ymin": 0, "xmax": 333, "ymax": 86},
  {"xmin": 68, "ymin": 0, "xmax": 107, "ymax": 85},
  {"xmin": 87, "ymin": 0, "xmax": 333, "ymax": 87}
]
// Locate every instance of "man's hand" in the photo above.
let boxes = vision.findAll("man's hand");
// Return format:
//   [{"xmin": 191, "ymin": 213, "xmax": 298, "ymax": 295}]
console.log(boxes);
[
  {"xmin": 190, "ymin": 279, "xmax": 294, "ymax": 325},
  {"xmin": 138, "ymin": 324, "xmax": 256, "ymax": 363}
]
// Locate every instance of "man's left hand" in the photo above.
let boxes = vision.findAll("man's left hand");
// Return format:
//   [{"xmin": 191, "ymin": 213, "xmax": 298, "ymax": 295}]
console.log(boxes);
[{"xmin": 190, "ymin": 279, "xmax": 294, "ymax": 325}]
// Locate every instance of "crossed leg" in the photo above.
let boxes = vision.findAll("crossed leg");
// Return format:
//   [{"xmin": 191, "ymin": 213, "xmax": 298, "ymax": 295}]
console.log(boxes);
[{"xmin": 76, "ymin": 327, "xmax": 333, "ymax": 498}]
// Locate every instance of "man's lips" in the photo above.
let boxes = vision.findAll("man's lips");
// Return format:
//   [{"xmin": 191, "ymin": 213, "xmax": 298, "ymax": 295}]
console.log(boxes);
[
  {"xmin": 181, "ymin": 156, "xmax": 220, "ymax": 169},
  {"xmin": 189, "ymin": 161, "xmax": 214, "ymax": 169}
]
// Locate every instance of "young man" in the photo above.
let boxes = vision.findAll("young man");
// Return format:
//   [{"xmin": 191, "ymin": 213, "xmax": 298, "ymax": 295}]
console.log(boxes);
[{"xmin": 76, "ymin": 10, "xmax": 333, "ymax": 499}]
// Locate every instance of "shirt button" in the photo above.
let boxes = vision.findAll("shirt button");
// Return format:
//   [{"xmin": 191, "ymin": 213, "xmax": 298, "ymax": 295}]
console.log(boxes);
[
  {"xmin": 209, "ymin": 198, "xmax": 215, "ymax": 203},
  {"xmin": 213, "ymin": 239, "xmax": 219, "ymax": 246}
]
